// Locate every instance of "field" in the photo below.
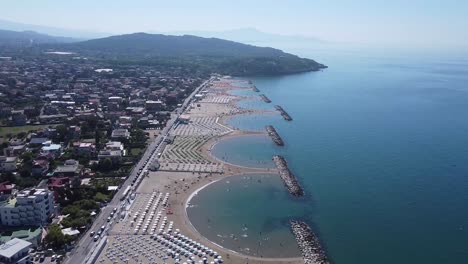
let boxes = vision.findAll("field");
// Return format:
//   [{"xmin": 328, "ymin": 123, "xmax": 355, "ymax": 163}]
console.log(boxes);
[{"xmin": 0, "ymin": 124, "xmax": 56, "ymax": 137}]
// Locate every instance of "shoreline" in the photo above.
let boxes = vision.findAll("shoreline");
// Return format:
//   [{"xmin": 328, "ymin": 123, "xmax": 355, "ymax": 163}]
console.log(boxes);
[
  {"xmin": 97, "ymin": 77, "xmax": 306, "ymax": 264},
  {"xmin": 183, "ymin": 173, "xmax": 302, "ymax": 261}
]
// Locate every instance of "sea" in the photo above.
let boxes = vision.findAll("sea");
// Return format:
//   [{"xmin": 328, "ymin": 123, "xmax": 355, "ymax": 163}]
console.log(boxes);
[{"xmin": 187, "ymin": 49, "xmax": 468, "ymax": 263}]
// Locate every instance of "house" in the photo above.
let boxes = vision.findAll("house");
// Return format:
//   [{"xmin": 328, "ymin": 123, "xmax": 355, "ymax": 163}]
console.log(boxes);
[
  {"xmin": 145, "ymin": 100, "xmax": 163, "ymax": 111},
  {"xmin": 11, "ymin": 111, "xmax": 27, "ymax": 126},
  {"xmin": 29, "ymin": 137, "xmax": 49, "ymax": 147},
  {"xmin": 0, "ymin": 156, "xmax": 17, "ymax": 172},
  {"xmin": 105, "ymin": 141, "xmax": 124, "ymax": 152},
  {"xmin": 111, "ymin": 129, "xmax": 130, "ymax": 141},
  {"xmin": 41, "ymin": 141, "xmax": 62, "ymax": 157},
  {"xmin": 3, "ymin": 145, "xmax": 25, "ymax": 157},
  {"xmin": 68, "ymin": 126, "xmax": 81, "ymax": 140},
  {"xmin": 0, "ymin": 182, "xmax": 14, "ymax": 201},
  {"xmin": 0, "ymin": 238, "xmax": 32, "ymax": 264},
  {"xmin": 48, "ymin": 177, "xmax": 70, "ymax": 190},
  {"xmin": 53, "ymin": 159, "xmax": 83, "ymax": 177},
  {"xmin": 74, "ymin": 142, "xmax": 96, "ymax": 156},
  {"xmin": 98, "ymin": 150, "xmax": 122, "ymax": 164},
  {"xmin": 31, "ymin": 158, "xmax": 49, "ymax": 177}
]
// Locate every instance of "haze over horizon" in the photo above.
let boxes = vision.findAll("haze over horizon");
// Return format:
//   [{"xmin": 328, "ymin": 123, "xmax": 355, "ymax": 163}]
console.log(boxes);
[{"xmin": 1, "ymin": 0, "xmax": 468, "ymax": 52}]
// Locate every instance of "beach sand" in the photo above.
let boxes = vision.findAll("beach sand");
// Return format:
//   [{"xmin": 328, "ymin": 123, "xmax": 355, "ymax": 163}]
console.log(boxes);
[{"xmin": 96, "ymin": 78, "xmax": 303, "ymax": 264}]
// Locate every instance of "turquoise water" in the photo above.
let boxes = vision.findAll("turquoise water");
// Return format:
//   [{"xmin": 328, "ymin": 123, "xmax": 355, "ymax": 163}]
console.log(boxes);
[
  {"xmin": 211, "ymin": 134, "xmax": 279, "ymax": 168},
  {"xmin": 187, "ymin": 174, "xmax": 304, "ymax": 258},
  {"xmin": 237, "ymin": 98, "xmax": 275, "ymax": 111},
  {"xmin": 228, "ymin": 88, "xmax": 257, "ymax": 97},
  {"xmin": 191, "ymin": 53, "xmax": 468, "ymax": 263}
]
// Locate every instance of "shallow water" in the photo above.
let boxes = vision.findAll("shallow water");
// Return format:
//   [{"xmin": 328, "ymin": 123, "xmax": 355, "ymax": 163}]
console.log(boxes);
[
  {"xmin": 190, "ymin": 53, "xmax": 468, "ymax": 263},
  {"xmin": 187, "ymin": 174, "xmax": 304, "ymax": 258}
]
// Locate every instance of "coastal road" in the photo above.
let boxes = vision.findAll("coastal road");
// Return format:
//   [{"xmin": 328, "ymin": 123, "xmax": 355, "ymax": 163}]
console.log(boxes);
[{"xmin": 65, "ymin": 77, "xmax": 213, "ymax": 264}]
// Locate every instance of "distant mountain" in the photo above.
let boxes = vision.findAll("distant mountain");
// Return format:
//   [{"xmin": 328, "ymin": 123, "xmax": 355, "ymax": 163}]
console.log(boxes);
[
  {"xmin": 0, "ymin": 19, "xmax": 110, "ymax": 39},
  {"xmin": 161, "ymin": 28, "xmax": 324, "ymax": 45},
  {"xmin": 49, "ymin": 32, "xmax": 326, "ymax": 75},
  {"xmin": 0, "ymin": 29, "xmax": 78, "ymax": 46}
]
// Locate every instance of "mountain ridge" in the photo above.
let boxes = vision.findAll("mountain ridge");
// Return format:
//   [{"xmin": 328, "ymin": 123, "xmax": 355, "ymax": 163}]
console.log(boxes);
[{"xmin": 47, "ymin": 32, "xmax": 326, "ymax": 75}]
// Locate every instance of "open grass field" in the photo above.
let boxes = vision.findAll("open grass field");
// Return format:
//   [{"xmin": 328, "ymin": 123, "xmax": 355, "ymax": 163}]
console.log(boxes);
[{"xmin": 0, "ymin": 124, "xmax": 57, "ymax": 137}]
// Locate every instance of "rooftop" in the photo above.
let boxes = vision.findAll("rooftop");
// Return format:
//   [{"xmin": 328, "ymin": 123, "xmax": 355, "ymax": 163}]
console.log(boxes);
[{"xmin": 0, "ymin": 238, "xmax": 32, "ymax": 259}]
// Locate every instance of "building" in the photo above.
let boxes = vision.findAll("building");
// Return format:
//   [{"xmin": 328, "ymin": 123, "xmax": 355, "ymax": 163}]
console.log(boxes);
[
  {"xmin": 0, "ymin": 182, "xmax": 14, "ymax": 201},
  {"xmin": 3, "ymin": 145, "xmax": 25, "ymax": 157},
  {"xmin": 111, "ymin": 129, "xmax": 130, "ymax": 141},
  {"xmin": 41, "ymin": 141, "xmax": 62, "ymax": 157},
  {"xmin": 74, "ymin": 142, "xmax": 96, "ymax": 156},
  {"xmin": 178, "ymin": 114, "xmax": 190, "ymax": 124},
  {"xmin": 11, "ymin": 111, "xmax": 27, "ymax": 126},
  {"xmin": 0, "ymin": 156, "xmax": 17, "ymax": 172},
  {"xmin": 105, "ymin": 141, "xmax": 124, "ymax": 152},
  {"xmin": 145, "ymin": 100, "xmax": 163, "ymax": 111},
  {"xmin": 0, "ymin": 227, "xmax": 42, "ymax": 247},
  {"xmin": 0, "ymin": 188, "xmax": 54, "ymax": 226},
  {"xmin": 98, "ymin": 150, "xmax": 122, "ymax": 164},
  {"xmin": 48, "ymin": 177, "xmax": 70, "ymax": 190},
  {"xmin": 68, "ymin": 126, "xmax": 81, "ymax": 140},
  {"xmin": 53, "ymin": 159, "xmax": 83, "ymax": 177},
  {"xmin": 31, "ymin": 159, "xmax": 49, "ymax": 177},
  {"xmin": 29, "ymin": 137, "xmax": 49, "ymax": 147},
  {"xmin": 0, "ymin": 238, "xmax": 32, "ymax": 264}
]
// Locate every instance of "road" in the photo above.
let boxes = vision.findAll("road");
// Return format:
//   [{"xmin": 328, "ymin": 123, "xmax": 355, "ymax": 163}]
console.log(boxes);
[{"xmin": 65, "ymin": 77, "xmax": 213, "ymax": 264}]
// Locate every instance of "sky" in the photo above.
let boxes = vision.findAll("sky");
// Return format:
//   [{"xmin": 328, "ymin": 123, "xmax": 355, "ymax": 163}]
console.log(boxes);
[{"xmin": 2, "ymin": 0, "xmax": 468, "ymax": 51}]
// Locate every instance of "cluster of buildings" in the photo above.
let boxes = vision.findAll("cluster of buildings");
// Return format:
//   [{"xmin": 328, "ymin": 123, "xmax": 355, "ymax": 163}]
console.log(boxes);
[
  {"xmin": 0, "ymin": 55, "xmax": 207, "ymax": 257},
  {"xmin": 0, "ymin": 56, "xmax": 205, "ymax": 128}
]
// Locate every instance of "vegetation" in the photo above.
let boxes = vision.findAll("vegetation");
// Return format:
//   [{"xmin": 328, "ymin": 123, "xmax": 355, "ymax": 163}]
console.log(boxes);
[
  {"xmin": 0, "ymin": 124, "xmax": 55, "ymax": 137},
  {"xmin": 44, "ymin": 33, "xmax": 327, "ymax": 76},
  {"xmin": 44, "ymin": 224, "xmax": 73, "ymax": 249}
]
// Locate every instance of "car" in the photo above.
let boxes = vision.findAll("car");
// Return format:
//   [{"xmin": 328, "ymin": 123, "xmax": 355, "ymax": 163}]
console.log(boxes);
[
  {"xmin": 94, "ymin": 235, "xmax": 99, "ymax": 242},
  {"xmin": 101, "ymin": 225, "xmax": 105, "ymax": 230},
  {"xmin": 97, "ymin": 230, "xmax": 102, "ymax": 236},
  {"xmin": 107, "ymin": 217, "xmax": 111, "ymax": 222},
  {"xmin": 90, "ymin": 231, "xmax": 95, "ymax": 237},
  {"xmin": 51, "ymin": 254, "xmax": 56, "ymax": 261}
]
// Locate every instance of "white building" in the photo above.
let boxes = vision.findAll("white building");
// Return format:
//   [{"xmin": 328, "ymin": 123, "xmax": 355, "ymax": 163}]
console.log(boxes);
[
  {"xmin": 0, "ymin": 156, "xmax": 17, "ymax": 172},
  {"xmin": 0, "ymin": 188, "xmax": 54, "ymax": 226},
  {"xmin": 0, "ymin": 238, "xmax": 32, "ymax": 264}
]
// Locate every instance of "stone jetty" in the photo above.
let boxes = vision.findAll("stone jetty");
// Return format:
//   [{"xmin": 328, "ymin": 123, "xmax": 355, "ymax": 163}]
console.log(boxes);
[
  {"xmin": 275, "ymin": 105, "xmax": 293, "ymax": 121},
  {"xmin": 272, "ymin": 155, "xmax": 304, "ymax": 196},
  {"xmin": 290, "ymin": 220, "xmax": 330, "ymax": 264},
  {"xmin": 252, "ymin": 85, "xmax": 260, "ymax": 92},
  {"xmin": 265, "ymin": 125, "xmax": 284, "ymax": 146},
  {"xmin": 260, "ymin": 94, "xmax": 272, "ymax": 103}
]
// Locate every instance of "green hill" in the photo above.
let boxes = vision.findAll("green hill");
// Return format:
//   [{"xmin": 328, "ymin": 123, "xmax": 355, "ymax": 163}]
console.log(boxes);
[{"xmin": 52, "ymin": 33, "xmax": 327, "ymax": 75}]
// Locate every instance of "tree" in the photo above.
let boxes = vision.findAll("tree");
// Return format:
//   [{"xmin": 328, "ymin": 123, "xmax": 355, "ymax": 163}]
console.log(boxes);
[
  {"xmin": 19, "ymin": 169, "xmax": 31, "ymax": 178},
  {"xmin": 71, "ymin": 176, "xmax": 82, "ymax": 188},
  {"xmin": 99, "ymin": 158, "xmax": 113, "ymax": 172},
  {"xmin": 44, "ymin": 224, "xmax": 68, "ymax": 249}
]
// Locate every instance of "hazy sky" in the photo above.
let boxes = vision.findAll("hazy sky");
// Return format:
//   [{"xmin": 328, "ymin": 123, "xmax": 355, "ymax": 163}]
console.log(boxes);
[{"xmin": 2, "ymin": 0, "xmax": 468, "ymax": 50}]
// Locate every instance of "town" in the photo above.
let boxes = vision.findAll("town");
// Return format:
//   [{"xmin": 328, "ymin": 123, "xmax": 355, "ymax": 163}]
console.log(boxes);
[{"xmin": 0, "ymin": 53, "xmax": 208, "ymax": 263}]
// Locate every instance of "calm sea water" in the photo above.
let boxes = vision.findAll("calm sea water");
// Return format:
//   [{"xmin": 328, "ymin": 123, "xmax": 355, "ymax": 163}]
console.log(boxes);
[{"xmin": 190, "ymin": 52, "xmax": 468, "ymax": 263}]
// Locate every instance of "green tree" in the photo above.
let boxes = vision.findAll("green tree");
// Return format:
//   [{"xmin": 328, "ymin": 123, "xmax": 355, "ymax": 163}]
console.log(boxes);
[
  {"xmin": 99, "ymin": 158, "xmax": 113, "ymax": 172},
  {"xmin": 44, "ymin": 224, "xmax": 68, "ymax": 249}
]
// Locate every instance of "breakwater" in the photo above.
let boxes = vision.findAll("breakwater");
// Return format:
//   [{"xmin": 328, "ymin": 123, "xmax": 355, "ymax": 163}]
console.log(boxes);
[
  {"xmin": 260, "ymin": 94, "xmax": 272, "ymax": 103},
  {"xmin": 272, "ymin": 155, "xmax": 304, "ymax": 196},
  {"xmin": 252, "ymin": 85, "xmax": 260, "ymax": 92},
  {"xmin": 266, "ymin": 125, "xmax": 284, "ymax": 146},
  {"xmin": 275, "ymin": 105, "xmax": 293, "ymax": 121},
  {"xmin": 290, "ymin": 220, "xmax": 330, "ymax": 264}
]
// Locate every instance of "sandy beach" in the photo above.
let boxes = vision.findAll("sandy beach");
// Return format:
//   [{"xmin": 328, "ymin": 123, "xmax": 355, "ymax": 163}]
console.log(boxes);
[{"xmin": 96, "ymin": 78, "xmax": 303, "ymax": 264}]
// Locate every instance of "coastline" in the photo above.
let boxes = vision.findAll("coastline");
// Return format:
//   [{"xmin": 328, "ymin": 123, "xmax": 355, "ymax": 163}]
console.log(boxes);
[{"xmin": 96, "ymin": 77, "xmax": 305, "ymax": 264}]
